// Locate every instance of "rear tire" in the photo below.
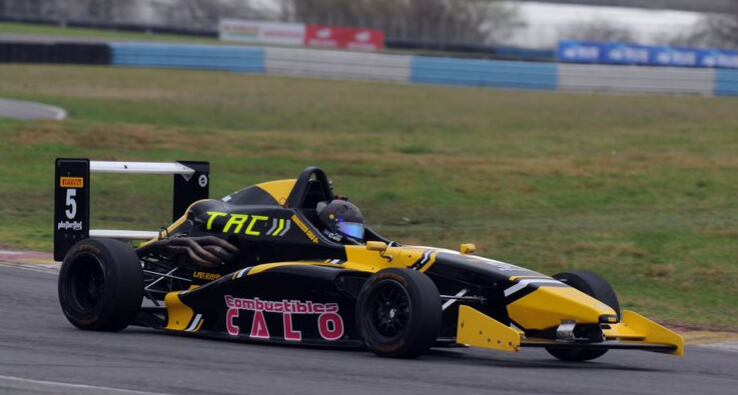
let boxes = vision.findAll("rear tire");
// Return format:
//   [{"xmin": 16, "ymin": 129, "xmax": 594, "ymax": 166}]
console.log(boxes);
[
  {"xmin": 58, "ymin": 238, "xmax": 143, "ymax": 331},
  {"xmin": 356, "ymin": 269, "xmax": 441, "ymax": 358},
  {"xmin": 546, "ymin": 271, "xmax": 621, "ymax": 362}
]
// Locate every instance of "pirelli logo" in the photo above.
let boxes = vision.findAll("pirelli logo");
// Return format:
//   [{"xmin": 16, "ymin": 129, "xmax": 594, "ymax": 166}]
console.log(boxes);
[{"xmin": 59, "ymin": 177, "xmax": 84, "ymax": 188}]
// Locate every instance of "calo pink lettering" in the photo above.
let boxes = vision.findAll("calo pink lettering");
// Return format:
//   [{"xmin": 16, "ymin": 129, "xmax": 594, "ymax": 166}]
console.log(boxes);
[
  {"xmin": 283, "ymin": 313, "xmax": 302, "ymax": 341},
  {"xmin": 318, "ymin": 312, "xmax": 344, "ymax": 341},
  {"xmin": 223, "ymin": 295, "xmax": 343, "ymax": 342},
  {"xmin": 226, "ymin": 308, "xmax": 239, "ymax": 336},
  {"xmin": 250, "ymin": 311, "xmax": 270, "ymax": 339}
]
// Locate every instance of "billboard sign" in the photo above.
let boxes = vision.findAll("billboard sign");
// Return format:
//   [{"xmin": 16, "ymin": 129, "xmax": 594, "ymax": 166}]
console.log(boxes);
[
  {"xmin": 698, "ymin": 49, "xmax": 738, "ymax": 69},
  {"xmin": 305, "ymin": 25, "xmax": 385, "ymax": 51},
  {"xmin": 649, "ymin": 47, "xmax": 699, "ymax": 67},
  {"xmin": 346, "ymin": 29, "xmax": 385, "ymax": 51},
  {"xmin": 559, "ymin": 41, "xmax": 738, "ymax": 69},
  {"xmin": 602, "ymin": 43, "xmax": 650, "ymax": 65},
  {"xmin": 219, "ymin": 19, "xmax": 305, "ymax": 46},
  {"xmin": 558, "ymin": 41, "xmax": 602, "ymax": 63},
  {"xmin": 305, "ymin": 25, "xmax": 342, "ymax": 49}
]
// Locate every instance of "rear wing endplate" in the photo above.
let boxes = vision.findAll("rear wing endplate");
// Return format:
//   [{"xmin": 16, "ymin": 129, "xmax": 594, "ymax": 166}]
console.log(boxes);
[{"xmin": 53, "ymin": 158, "xmax": 209, "ymax": 261}]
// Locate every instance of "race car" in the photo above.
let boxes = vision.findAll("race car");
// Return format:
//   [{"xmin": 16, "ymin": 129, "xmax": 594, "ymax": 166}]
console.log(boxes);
[{"xmin": 54, "ymin": 159, "xmax": 684, "ymax": 360}]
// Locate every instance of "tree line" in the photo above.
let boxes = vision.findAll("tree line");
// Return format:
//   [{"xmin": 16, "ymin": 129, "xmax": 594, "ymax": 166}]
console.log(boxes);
[
  {"xmin": 0, "ymin": 0, "xmax": 736, "ymax": 49},
  {"xmin": 0, "ymin": 0, "xmax": 524, "ymax": 44}
]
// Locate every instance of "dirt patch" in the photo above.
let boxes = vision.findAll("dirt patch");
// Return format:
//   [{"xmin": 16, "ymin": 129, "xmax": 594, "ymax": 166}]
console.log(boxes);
[
  {"xmin": 671, "ymin": 327, "xmax": 738, "ymax": 344},
  {"xmin": 0, "ymin": 250, "xmax": 54, "ymax": 264}
]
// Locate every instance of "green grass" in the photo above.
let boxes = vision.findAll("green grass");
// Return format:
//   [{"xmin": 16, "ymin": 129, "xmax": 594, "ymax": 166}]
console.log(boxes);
[
  {"xmin": 0, "ymin": 22, "xmax": 221, "ymax": 44},
  {"xmin": 1, "ymin": 64, "xmax": 737, "ymax": 329}
]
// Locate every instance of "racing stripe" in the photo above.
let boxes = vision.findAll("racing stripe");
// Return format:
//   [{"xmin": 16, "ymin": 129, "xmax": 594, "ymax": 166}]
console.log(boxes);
[
  {"xmin": 411, "ymin": 249, "xmax": 432, "ymax": 270},
  {"xmin": 278, "ymin": 220, "xmax": 291, "ymax": 236},
  {"xmin": 185, "ymin": 314, "xmax": 202, "ymax": 332},
  {"xmin": 265, "ymin": 218, "xmax": 279, "ymax": 235}
]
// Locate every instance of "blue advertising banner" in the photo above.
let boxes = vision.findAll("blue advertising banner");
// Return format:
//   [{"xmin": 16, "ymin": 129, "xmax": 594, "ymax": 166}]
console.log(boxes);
[
  {"xmin": 649, "ymin": 47, "xmax": 699, "ymax": 67},
  {"xmin": 698, "ymin": 49, "xmax": 738, "ymax": 69},
  {"xmin": 601, "ymin": 43, "xmax": 650, "ymax": 65},
  {"xmin": 558, "ymin": 41, "xmax": 738, "ymax": 69},
  {"xmin": 557, "ymin": 41, "xmax": 601, "ymax": 63}
]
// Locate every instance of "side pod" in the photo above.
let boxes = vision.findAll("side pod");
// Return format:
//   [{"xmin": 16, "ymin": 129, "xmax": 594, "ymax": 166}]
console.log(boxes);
[{"xmin": 456, "ymin": 306, "xmax": 523, "ymax": 352}]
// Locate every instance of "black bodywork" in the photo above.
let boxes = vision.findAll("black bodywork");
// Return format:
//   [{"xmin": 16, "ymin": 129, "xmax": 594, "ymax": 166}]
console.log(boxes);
[{"xmin": 133, "ymin": 167, "xmax": 540, "ymax": 346}]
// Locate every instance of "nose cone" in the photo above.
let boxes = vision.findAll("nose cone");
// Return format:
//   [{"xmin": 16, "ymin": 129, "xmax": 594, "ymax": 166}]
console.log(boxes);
[{"xmin": 507, "ymin": 286, "xmax": 616, "ymax": 330}]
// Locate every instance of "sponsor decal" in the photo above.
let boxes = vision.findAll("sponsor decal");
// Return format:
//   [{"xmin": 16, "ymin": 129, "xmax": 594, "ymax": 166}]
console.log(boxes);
[
  {"xmin": 291, "ymin": 214, "xmax": 319, "ymax": 244},
  {"xmin": 193, "ymin": 271, "xmax": 222, "ymax": 281},
  {"xmin": 205, "ymin": 211, "xmax": 291, "ymax": 238},
  {"xmin": 224, "ymin": 296, "xmax": 344, "ymax": 342},
  {"xmin": 198, "ymin": 174, "xmax": 208, "ymax": 188},
  {"xmin": 57, "ymin": 221, "xmax": 83, "ymax": 231},
  {"xmin": 324, "ymin": 230, "xmax": 343, "ymax": 243},
  {"xmin": 59, "ymin": 177, "xmax": 84, "ymax": 188}
]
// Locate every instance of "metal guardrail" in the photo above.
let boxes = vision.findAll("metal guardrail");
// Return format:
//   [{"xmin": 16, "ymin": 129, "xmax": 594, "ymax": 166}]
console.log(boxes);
[{"xmin": 104, "ymin": 43, "xmax": 738, "ymax": 97}]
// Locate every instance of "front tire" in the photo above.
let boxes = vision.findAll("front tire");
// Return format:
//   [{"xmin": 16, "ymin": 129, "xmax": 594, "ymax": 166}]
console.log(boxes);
[
  {"xmin": 546, "ymin": 271, "xmax": 621, "ymax": 362},
  {"xmin": 356, "ymin": 269, "xmax": 441, "ymax": 358},
  {"xmin": 58, "ymin": 238, "xmax": 143, "ymax": 331}
]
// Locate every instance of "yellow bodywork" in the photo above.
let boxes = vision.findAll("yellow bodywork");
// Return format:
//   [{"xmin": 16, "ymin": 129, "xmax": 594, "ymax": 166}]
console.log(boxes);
[
  {"xmin": 239, "ymin": 245, "xmax": 439, "ymax": 276},
  {"xmin": 256, "ymin": 179, "xmax": 296, "ymax": 206},
  {"xmin": 604, "ymin": 310, "xmax": 685, "ymax": 356},
  {"xmin": 343, "ymin": 245, "xmax": 437, "ymax": 273},
  {"xmin": 456, "ymin": 305, "xmax": 684, "ymax": 356},
  {"xmin": 457, "ymin": 306, "xmax": 523, "ymax": 352},
  {"xmin": 164, "ymin": 292, "xmax": 196, "ymax": 331},
  {"xmin": 158, "ymin": 223, "xmax": 684, "ymax": 357},
  {"xmin": 507, "ymin": 286, "xmax": 617, "ymax": 330}
]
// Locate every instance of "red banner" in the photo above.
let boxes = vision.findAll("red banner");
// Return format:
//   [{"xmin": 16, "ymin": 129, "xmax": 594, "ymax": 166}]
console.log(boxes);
[{"xmin": 305, "ymin": 25, "xmax": 384, "ymax": 51}]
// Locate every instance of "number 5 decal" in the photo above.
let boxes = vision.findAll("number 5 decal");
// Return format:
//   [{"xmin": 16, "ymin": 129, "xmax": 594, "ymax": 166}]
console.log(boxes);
[{"xmin": 65, "ymin": 189, "xmax": 77, "ymax": 219}]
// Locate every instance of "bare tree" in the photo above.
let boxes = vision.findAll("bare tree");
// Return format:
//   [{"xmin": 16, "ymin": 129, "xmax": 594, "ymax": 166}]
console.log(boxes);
[
  {"xmin": 559, "ymin": 19, "xmax": 636, "ymax": 42},
  {"xmin": 669, "ymin": 11, "xmax": 738, "ymax": 50},
  {"xmin": 287, "ymin": 0, "xmax": 524, "ymax": 43}
]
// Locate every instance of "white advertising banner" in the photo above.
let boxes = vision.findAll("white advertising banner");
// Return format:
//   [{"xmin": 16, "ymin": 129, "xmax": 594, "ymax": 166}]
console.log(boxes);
[{"xmin": 219, "ymin": 19, "xmax": 306, "ymax": 46}]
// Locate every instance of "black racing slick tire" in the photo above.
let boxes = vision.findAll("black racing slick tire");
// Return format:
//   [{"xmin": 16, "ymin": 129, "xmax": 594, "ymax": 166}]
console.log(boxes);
[
  {"xmin": 356, "ymin": 268, "xmax": 442, "ymax": 358},
  {"xmin": 546, "ymin": 271, "xmax": 621, "ymax": 362},
  {"xmin": 58, "ymin": 238, "xmax": 143, "ymax": 331}
]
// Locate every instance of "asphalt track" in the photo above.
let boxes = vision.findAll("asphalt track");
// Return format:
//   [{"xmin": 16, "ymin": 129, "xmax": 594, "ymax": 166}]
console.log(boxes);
[
  {"xmin": 0, "ymin": 264, "xmax": 736, "ymax": 395},
  {"xmin": 0, "ymin": 98, "xmax": 67, "ymax": 121}
]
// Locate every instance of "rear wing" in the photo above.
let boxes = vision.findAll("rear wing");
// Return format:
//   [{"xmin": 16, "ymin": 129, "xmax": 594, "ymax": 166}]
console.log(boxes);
[{"xmin": 53, "ymin": 158, "xmax": 209, "ymax": 261}]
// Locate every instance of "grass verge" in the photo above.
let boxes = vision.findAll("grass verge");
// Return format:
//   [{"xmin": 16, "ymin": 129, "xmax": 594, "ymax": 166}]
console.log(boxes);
[{"xmin": 0, "ymin": 64, "xmax": 736, "ymax": 329}]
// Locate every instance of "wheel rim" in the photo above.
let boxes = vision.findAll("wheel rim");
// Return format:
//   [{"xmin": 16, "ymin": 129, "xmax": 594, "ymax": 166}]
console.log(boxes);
[
  {"xmin": 366, "ymin": 280, "xmax": 411, "ymax": 339},
  {"xmin": 68, "ymin": 254, "xmax": 106, "ymax": 312}
]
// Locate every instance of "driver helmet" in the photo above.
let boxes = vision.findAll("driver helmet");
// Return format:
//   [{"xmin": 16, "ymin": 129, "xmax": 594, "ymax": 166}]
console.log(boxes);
[{"xmin": 317, "ymin": 199, "xmax": 365, "ymax": 243}]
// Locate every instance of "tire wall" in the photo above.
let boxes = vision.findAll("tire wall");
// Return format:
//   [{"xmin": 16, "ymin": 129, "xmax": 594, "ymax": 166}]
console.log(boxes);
[{"xmin": 1, "ymin": 40, "xmax": 734, "ymax": 97}]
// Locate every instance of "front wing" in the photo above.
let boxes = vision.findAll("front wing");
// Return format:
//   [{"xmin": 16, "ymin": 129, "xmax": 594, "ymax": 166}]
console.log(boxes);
[{"xmin": 456, "ymin": 306, "xmax": 685, "ymax": 356}]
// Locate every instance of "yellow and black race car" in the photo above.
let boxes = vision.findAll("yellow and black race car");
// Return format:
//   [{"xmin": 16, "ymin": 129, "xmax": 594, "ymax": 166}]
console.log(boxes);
[{"xmin": 54, "ymin": 162, "xmax": 684, "ymax": 361}]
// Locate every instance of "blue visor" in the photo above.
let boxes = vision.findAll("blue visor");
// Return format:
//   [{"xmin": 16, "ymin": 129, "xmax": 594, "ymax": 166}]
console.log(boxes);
[{"xmin": 337, "ymin": 222, "xmax": 365, "ymax": 240}]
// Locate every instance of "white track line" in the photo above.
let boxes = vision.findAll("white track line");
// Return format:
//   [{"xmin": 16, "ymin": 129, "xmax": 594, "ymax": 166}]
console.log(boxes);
[
  {"xmin": 0, "ymin": 374, "xmax": 173, "ymax": 395},
  {"xmin": 0, "ymin": 261, "xmax": 60, "ymax": 275},
  {"xmin": 700, "ymin": 342, "xmax": 738, "ymax": 353}
]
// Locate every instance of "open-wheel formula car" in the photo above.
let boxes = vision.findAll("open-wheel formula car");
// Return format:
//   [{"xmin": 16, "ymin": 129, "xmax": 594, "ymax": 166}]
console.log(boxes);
[{"xmin": 54, "ymin": 159, "xmax": 684, "ymax": 360}]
